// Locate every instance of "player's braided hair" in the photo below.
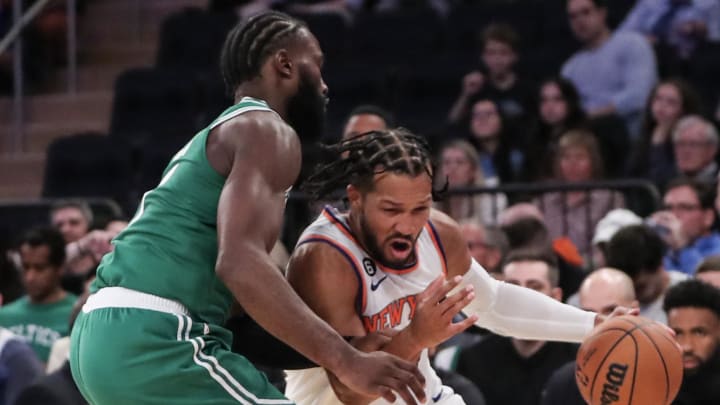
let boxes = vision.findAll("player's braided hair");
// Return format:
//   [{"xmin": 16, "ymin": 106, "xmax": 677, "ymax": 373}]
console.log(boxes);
[
  {"xmin": 302, "ymin": 128, "xmax": 442, "ymax": 201},
  {"xmin": 220, "ymin": 11, "xmax": 306, "ymax": 94}
]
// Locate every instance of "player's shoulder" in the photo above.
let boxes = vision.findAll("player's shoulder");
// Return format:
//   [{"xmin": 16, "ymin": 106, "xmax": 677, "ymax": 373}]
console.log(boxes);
[
  {"xmin": 287, "ymin": 236, "xmax": 360, "ymax": 294},
  {"xmin": 216, "ymin": 109, "xmax": 297, "ymax": 150},
  {"xmin": 429, "ymin": 209, "xmax": 463, "ymax": 246},
  {"xmin": 429, "ymin": 209, "xmax": 472, "ymax": 276},
  {"xmin": 290, "ymin": 237, "xmax": 352, "ymax": 272}
]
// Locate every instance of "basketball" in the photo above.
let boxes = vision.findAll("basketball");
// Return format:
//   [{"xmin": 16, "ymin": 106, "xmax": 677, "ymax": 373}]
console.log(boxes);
[{"xmin": 575, "ymin": 315, "xmax": 683, "ymax": 405}]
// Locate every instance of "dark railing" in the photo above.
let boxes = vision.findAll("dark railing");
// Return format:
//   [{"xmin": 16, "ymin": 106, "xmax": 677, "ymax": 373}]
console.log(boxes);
[
  {"xmin": 0, "ymin": 180, "xmax": 660, "ymax": 262},
  {"xmin": 284, "ymin": 179, "xmax": 661, "ymax": 254}
]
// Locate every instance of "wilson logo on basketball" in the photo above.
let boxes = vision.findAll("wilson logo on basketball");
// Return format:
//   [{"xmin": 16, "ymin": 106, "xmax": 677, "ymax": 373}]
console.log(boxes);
[{"xmin": 600, "ymin": 363, "xmax": 629, "ymax": 404}]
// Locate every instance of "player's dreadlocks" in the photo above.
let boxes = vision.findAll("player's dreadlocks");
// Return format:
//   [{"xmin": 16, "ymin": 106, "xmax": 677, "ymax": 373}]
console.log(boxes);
[
  {"xmin": 220, "ymin": 11, "xmax": 306, "ymax": 94},
  {"xmin": 302, "ymin": 128, "xmax": 442, "ymax": 201}
]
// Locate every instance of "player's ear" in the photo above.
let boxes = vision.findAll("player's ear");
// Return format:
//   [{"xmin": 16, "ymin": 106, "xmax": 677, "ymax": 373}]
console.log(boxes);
[
  {"xmin": 347, "ymin": 184, "xmax": 361, "ymax": 207},
  {"xmin": 273, "ymin": 49, "xmax": 293, "ymax": 78},
  {"xmin": 551, "ymin": 287, "xmax": 563, "ymax": 302}
]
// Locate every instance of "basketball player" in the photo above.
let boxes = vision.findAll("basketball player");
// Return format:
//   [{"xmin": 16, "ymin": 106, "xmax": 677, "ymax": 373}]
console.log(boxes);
[
  {"xmin": 284, "ymin": 128, "xmax": 628, "ymax": 404},
  {"xmin": 69, "ymin": 12, "xmax": 425, "ymax": 405}
]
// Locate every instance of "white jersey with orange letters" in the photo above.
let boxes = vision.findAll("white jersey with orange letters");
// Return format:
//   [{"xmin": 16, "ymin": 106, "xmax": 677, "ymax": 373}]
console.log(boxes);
[{"xmin": 285, "ymin": 207, "xmax": 465, "ymax": 405}]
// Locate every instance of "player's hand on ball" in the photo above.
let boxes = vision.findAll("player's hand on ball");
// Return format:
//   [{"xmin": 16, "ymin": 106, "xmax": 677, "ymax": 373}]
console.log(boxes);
[{"xmin": 594, "ymin": 306, "xmax": 639, "ymax": 326}]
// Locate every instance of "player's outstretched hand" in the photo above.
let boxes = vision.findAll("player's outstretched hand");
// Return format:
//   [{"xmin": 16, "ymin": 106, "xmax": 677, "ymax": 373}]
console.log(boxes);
[
  {"xmin": 334, "ymin": 350, "xmax": 426, "ymax": 404},
  {"xmin": 407, "ymin": 275, "xmax": 479, "ymax": 349}
]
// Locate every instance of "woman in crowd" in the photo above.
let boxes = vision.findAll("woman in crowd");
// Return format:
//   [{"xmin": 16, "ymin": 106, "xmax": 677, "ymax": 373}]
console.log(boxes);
[
  {"xmin": 434, "ymin": 139, "xmax": 507, "ymax": 225},
  {"xmin": 534, "ymin": 130, "xmax": 625, "ymax": 261},
  {"xmin": 626, "ymin": 78, "xmax": 703, "ymax": 190},
  {"xmin": 466, "ymin": 97, "xmax": 524, "ymax": 184},
  {"xmin": 522, "ymin": 77, "xmax": 588, "ymax": 181}
]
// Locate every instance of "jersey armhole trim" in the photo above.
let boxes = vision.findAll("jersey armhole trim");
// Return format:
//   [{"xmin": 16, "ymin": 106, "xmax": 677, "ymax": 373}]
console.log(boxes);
[
  {"xmin": 296, "ymin": 235, "xmax": 367, "ymax": 315},
  {"xmin": 426, "ymin": 221, "xmax": 448, "ymax": 277}
]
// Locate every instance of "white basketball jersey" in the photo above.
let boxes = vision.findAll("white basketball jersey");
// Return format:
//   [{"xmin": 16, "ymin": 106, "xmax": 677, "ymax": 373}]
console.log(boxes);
[{"xmin": 285, "ymin": 207, "xmax": 463, "ymax": 405}]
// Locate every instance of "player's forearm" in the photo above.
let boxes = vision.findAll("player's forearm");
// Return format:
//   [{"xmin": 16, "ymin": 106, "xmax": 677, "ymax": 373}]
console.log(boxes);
[
  {"xmin": 372, "ymin": 328, "xmax": 424, "ymax": 362},
  {"xmin": 459, "ymin": 259, "xmax": 596, "ymax": 342},
  {"xmin": 217, "ymin": 247, "xmax": 355, "ymax": 373}
]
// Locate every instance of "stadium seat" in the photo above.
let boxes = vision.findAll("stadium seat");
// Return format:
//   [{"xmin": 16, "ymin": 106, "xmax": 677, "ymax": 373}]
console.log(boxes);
[
  {"xmin": 156, "ymin": 7, "xmax": 238, "ymax": 71},
  {"xmin": 42, "ymin": 133, "xmax": 134, "ymax": 211},
  {"xmin": 109, "ymin": 67, "xmax": 201, "ymax": 143}
]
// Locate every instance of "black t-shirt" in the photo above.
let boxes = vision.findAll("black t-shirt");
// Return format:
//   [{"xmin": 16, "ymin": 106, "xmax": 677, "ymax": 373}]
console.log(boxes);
[
  {"xmin": 456, "ymin": 334, "xmax": 578, "ymax": 405},
  {"xmin": 476, "ymin": 77, "xmax": 537, "ymax": 123},
  {"xmin": 540, "ymin": 360, "xmax": 585, "ymax": 405}
]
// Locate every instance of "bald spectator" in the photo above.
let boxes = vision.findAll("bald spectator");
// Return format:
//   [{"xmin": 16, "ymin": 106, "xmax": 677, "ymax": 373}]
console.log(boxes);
[
  {"xmin": 606, "ymin": 224, "xmax": 688, "ymax": 323},
  {"xmin": 696, "ymin": 255, "xmax": 720, "ymax": 289},
  {"xmin": 542, "ymin": 268, "xmax": 639, "ymax": 405},
  {"xmin": 672, "ymin": 115, "xmax": 719, "ymax": 183},
  {"xmin": 460, "ymin": 219, "xmax": 509, "ymax": 277}
]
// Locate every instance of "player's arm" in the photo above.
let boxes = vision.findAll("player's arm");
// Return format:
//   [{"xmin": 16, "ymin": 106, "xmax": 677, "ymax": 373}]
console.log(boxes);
[
  {"xmin": 431, "ymin": 209, "xmax": 599, "ymax": 342},
  {"xmin": 287, "ymin": 242, "xmax": 378, "ymax": 405},
  {"xmin": 288, "ymin": 241, "xmax": 475, "ymax": 404},
  {"xmin": 213, "ymin": 115, "xmax": 424, "ymax": 404},
  {"xmin": 288, "ymin": 241, "xmax": 476, "ymax": 358}
]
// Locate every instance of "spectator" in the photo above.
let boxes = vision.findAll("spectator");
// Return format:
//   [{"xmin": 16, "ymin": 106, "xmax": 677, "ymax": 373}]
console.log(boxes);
[
  {"xmin": 456, "ymin": 250, "xmax": 577, "ymax": 405},
  {"xmin": 542, "ymin": 267, "xmax": 639, "ymax": 405},
  {"xmin": 50, "ymin": 200, "xmax": 92, "ymax": 244},
  {"xmin": 672, "ymin": 115, "xmax": 719, "ymax": 183},
  {"xmin": 562, "ymin": 0, "xmax": 658, "ymax": 135},
  {"xmin": 627, "ymin": 78, "xmax": 704, "ymax": 189},
  {"xmin": 448, "ymin": 23, "xmax": 534, "ymax": 126},
  {"xmin": 15, "ymin": 293, "xmax": 89, "ymax": 405},
  {"xmin": 534, "ymin": 130, "xmax": 625, "ymax": 259},
  {"xmin": 651, "ymin": 178, "xmax": 720, "ymax": 275},
  {"xmin": 664, "ymin": 279, "xmax": 720, "ymax": 404},
  {"xmin": 591, "ymin": 208, "xmax": 643, "ymax": 268},
  {"xmin": 696, "ymin": 255, "xmax": 720, "ymax": 289},
  {"xmin": 618, "ymin": 0, "xmax": 720, "ymax": 60},
  {"xmin": 523, "ymin": 77, "xmax": 588, "ymax": 181},
  {"xmin": 50, "ymin": 200, "xmax": 113, "ymax": 279},
  {"xmin": 499, "ymin": 204, "xmax": 586, "ymax": 298},
  {"xmin": 341, "ymin": 104, "xmax": 395, "ymax": 141},
  {"xmin": 434, "ymin": 139, "xmax": 507, "ymax": 224},
  {"xmin": 0, "ymin": 326, "xmax": 44, "ymax": 405},
  {"xmin": 606, "ymin": 224, "xmax": 688, "ymax": 323},
  {"xmin": 465, "ymin": 97, "xmax": 523, "ymax": 184},
  {"xmin": 459, "ymin": 219, "xmax": 509, "ymax": 277},
  {"xmin": 0, "ymin": 227, "xmax": 76, "ymax": 363}
]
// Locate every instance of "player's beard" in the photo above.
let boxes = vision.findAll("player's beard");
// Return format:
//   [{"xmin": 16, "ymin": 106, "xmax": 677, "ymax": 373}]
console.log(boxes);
[
  {"xmin": 286, "ymin": 68, "xmax": 326, "ymax": 144},
  {"xmin": 359, "ymin": 212, "xmax": 417, "ymax": 269}
]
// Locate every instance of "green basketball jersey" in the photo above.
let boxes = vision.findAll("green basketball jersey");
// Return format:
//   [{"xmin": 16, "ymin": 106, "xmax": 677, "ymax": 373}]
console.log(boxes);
[
  {"xmin": 92, "ymin": 97, "xmax": 275, "ymax": 326},
  {"xmin": 0, "ymin": 294, "xmax": 77, "ymax": 362}
]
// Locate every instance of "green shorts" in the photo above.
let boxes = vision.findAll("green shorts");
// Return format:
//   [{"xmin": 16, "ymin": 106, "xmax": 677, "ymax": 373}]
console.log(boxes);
[{"xmin": 70, "ymin": 290, "xmax": 292, "ymax": 405}]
